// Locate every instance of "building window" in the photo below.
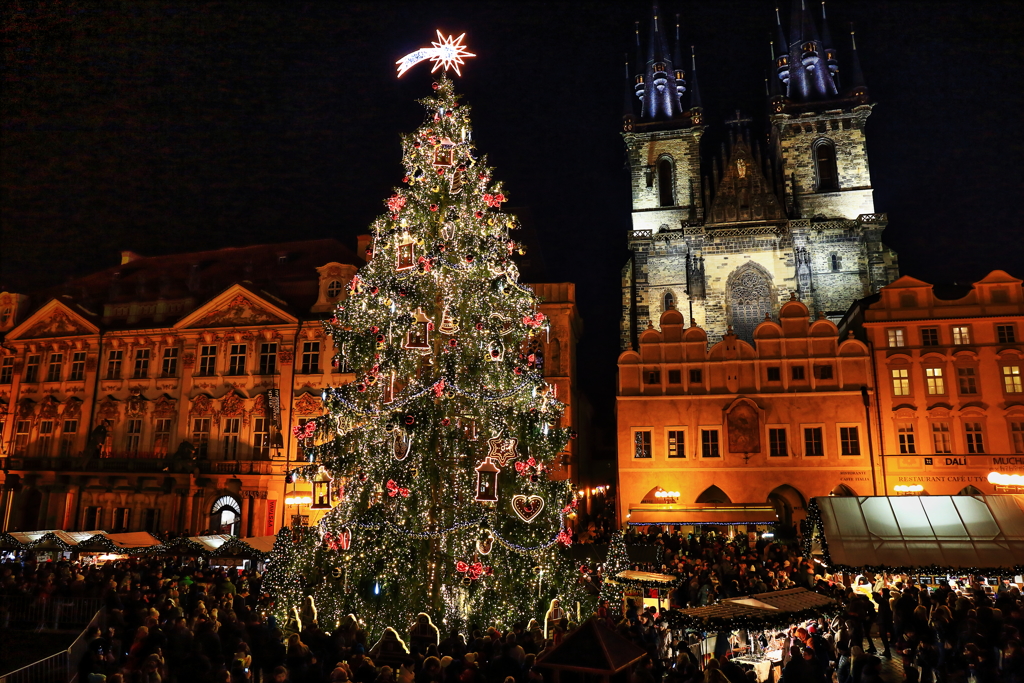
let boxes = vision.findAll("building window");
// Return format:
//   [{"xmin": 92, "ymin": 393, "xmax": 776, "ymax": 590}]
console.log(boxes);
[
  {"xmin": 161, "ymin": 348, "xmax": 179, "ymax": 377},
  {"xmin": 957, "ymin": 367, "xmax": 978, "ymax": 395},
  {"xmin": 46, "ymin": 353, "xmax": 63, "ymax": 382},
  {"xmin": 223, "ymin": 417, "xmax": 241, "ymax": 458},
  {"xmin": 921, "ymin": 328, "xmax": 939, "ymax": 346},
  {"xmin": 326, "ymin": 280, "xmax": 343, "ymax": 298},
  {"xmin": 0, "ymin": 357, "xmax": 13, "ymax": 384},
  {"xmin": 1004, "ymin": 366, "xmax": 1023, "ymax": 393},
  {"xmin": 633, "ymin": 430, "xmax": 652, "ymax": 459},
  {"xmin": 198, "ymin": 345, "xmax": 217, "ymax": 376},
  {"xmin": 813, "ymin": 140, "xmax": 839, "ymax": 191},
  {"xmin": 253, "ymin": 417, "xmax": 271, "ymax": 458},
  {"xmin": 84, "ymin": 507, "xmax": 102, "ymax": 530},
  {"xmin": 259, "ymin": 343, "xmax": 278, "ymax": 375},
  {"xmin": 897, "ymin": 422, "xmax": 916, "ymax": 454},
  {"xmin": 964, "ymin": 422, "xmax": 985, "ymax": 454},
  {"xmin": 227, "ymin": 344, "xmax": 246, "ymax": 375},
  {"xmin": 887, "ymin": 329, "xmax": 906, "ymax": 348},
  {"xmin": 804, "ymin": 427, "xmax": 824, "ymax": 456},
  {"xmin": 701, "ymin": 429, "xmax": 721, "ymax": 458},
  {"xmin": 814, "ymin": 365, "xmax": 834, "ymax": 380},
  {"xmin": 931, "ymin": 422, "xmax": 952, "ymax": 454},
  {"xmin": 14, "ymin": 420, "xmax": 30, "ymax": 455},
  {"xmin": 300, "ymin": 341, "xmax": 321, "ymax": 374},
  {"xmin": 131, "ymin": 348, "xmax": 150, "ymax": 379},
  {"xmin": 37, "ymin": 420, "xmax": 54, "ymax": 456},
  {"xmin": 840, "ymin": 426, "xmax": 861, "ymax": 455},
  {"xmin": 891, "ymin": 368, "xmax": 910, "ymax": 396},
  {"xmin": 667, "ymin": 430, "xmax": 685, "ymax": 458},
  {"xmin": 925, "ymin": 367, "xmax": 945, "ymax": 395},
  {"xmin": 657, "ymin": 158, "xmax": 674, "ymax": 207},
  {"xmin": 1010, "ymin": 421, "xmax": 1024, "ymax": 454},
  {"xmin": 792, "ymin": 366, "xmax": 806, "ymax": 381},
  {"xmin": 767, "ymin": 367, "xmax": 781, "ymax": 382},
  {"xmin": 25, "ymin": 354, "xmax": 40, "ymax": 382},
  {"xmin": 142, "ymin": 508, "xmax": 161, "ymax": 533},
  {"xmin": 192, "ymin": 418, "xmax": 211, "ymax": 458},
  {"xmin": 124, "ymin": 419, "xmax": 143, "ymax": 455},
  {"xmin": 952, "ymin": 326, "xmax": 971, "ymax": 345},
  {"xmin": 154, "ymin": 418, "xmax": 172, "ymax": 456},
  {"xmin": 645, "ymin": 370, "xmax": 661, "ymax": 385},
  {"xmin": 69, "ymin": 352, "xmax": 86, "ymax": 381},
  {"xmin": 60, "ymin": 419, "xmax": 78, "ymax": 456},
  {"xmin": 106, "ymin": 350, "xmax": 123, "ymax": 380},
  {"xmin": 668, "ymin": 369, "xmax": 681, "ymax": 384},
  {"xmin": 112, "ymin": 508, "xmax": 131, "ymax": 533},
  {"xmin": 830, "ymin": 253, "xmax": 840, "ymax": 271},
  {"xmin": 689, "ymin": 368, "xmax": 703, "ymax": 384},
  {"xmin": 997, "ymin": 325, "xmax": 1017, "ymax": 344},
  {"xmin": 769, "ymin": 428, "xmax": 788, "ymax": 457},
  {"xmin": 664, "ymin": 291, "xmax": 675, "ymax": 311}
]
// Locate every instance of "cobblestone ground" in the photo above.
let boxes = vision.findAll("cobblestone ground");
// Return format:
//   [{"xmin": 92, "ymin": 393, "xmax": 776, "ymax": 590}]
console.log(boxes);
[{"xmin": 879, "ymin": 655, "xmax": 905, "ymax": 683}]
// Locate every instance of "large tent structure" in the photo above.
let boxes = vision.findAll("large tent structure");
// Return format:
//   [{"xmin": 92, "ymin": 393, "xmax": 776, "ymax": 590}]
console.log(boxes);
[
  {"xmin": 807, "ymin": 495, "xmax": 1024, "ymax": 574},
  {"xmin": 0, "ymin": 530, "xmax": 273, "ymax": 559}
]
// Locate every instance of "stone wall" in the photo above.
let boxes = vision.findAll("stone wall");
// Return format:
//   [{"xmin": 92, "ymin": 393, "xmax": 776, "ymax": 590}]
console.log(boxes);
[{"xmin": 624, "ymin": 128, "xmax": 704, "ymax": 222}]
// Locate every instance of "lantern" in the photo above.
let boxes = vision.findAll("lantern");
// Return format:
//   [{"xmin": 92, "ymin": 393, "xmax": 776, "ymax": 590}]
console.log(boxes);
[
  {"xmin": 474, "ymin": 457, "xmax": 500, "ymax": 503},
  {"xmin": 311, "ymin": 470, "xmax": 333, "ymax": 510},
  {"xmin": 403, "ymin": 308, "xmax": 431, "ymax": 353}
]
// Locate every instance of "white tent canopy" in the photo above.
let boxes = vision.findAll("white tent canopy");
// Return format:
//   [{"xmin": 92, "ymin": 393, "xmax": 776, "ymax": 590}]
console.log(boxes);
[{"xmin": 810, "ymin": 495, "xmax": 1024, "ymax": 572}]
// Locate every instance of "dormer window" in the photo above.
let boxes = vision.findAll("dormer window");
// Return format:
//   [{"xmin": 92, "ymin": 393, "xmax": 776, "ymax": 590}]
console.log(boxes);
[
  {"xmin": 326, "ymin": 280, "xmax": 343, "ymax": 299},
  {"xmin": 653, "ymin": 62, "xmax": 666, "ymax": 73},
  {"xmin": 801, "ymin": 42, "xmax": 816, "ymax": 53}
]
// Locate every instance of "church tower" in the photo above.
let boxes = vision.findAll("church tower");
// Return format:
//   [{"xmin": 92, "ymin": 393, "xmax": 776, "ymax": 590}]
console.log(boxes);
[{"xmin": 620, "ymin": 1, "xmax": 898, "ymax": 350}]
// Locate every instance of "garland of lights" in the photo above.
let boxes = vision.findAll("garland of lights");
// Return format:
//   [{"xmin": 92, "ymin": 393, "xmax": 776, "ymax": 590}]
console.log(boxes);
[{"xmin": 804, "ymin": 499, "xmax": 1023, "ymax": 576}]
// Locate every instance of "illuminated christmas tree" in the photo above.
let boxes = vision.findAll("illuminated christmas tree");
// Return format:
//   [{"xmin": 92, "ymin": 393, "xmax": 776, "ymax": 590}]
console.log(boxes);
[{"xmin": 265, "ymin": 65, "xmax": 585, "ymax": 636}]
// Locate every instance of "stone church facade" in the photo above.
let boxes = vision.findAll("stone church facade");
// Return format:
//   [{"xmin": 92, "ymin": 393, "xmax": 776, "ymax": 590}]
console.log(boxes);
[{"xmin": 620, "ymin": 2, "xmax": 899, "ymax": 349}]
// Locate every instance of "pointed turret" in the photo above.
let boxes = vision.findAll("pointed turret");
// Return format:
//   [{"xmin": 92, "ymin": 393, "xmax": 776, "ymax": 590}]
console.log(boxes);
[
  {"xmin": 689, "ymin": 46, "xmax": 703, "ymax": 124},
  {"xmin": 623, "ymin": 56, "xmax": 636, "ymax": 131},
  {"xmin": 819, "ymin": 1, "xmax": 839, "ymax": 82},
  {"xmin": 846, "ymin": 25, "xmax": 869, "ymax": 100},
  {"xmin": 780, "ymin": 0, "xmax": 838, "ymax": 103},
  {"xmin": 638, "ymin": 3, "xmax": 685, "ymax": 122},
  {"xmin": 673, "ymin": 15, "xmax": 686, "ymax": 108}
]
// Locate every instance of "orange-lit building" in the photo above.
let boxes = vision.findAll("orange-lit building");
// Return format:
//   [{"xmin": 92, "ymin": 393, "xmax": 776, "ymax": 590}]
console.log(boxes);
[
  {"xmin": 0, "ymin": 241, "xmax": 583, "ymax": 535},
  {"xmin": 850, "ymin": 270, "xmax": 1024, "ymax": 495},
  {"xmin": 616, "ymin": 298, "xmax": 880, "ymax": 530}
]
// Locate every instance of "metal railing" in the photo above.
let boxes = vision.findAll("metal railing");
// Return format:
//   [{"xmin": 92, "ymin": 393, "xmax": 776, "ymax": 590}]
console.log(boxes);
[
  {"xmin": 0, "ymin": 597, "xmax": 103, "ymax": 631},
  {"xmin": 0, "ymin": 608, "xmax": 104, "ymax": 683}
]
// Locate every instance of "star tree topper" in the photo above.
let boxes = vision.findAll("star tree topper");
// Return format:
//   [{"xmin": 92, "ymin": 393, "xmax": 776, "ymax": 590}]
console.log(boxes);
[{"xmin": 396, "ymin": 30, "xmax": 476, "ymax": 77}]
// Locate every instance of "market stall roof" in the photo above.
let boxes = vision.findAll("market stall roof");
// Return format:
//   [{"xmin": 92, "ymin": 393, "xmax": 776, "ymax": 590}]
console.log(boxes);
[
  {"xmin": 616, "ymin": 570, "xmax": 677, "ymax": 583},
  {"xmin": 628, "ymin": 503, "xmax": 778, "ymax": 526},
  {"xmin": 667, "ymin": 588, "xmax": 837, "ymax": 631},
  {"xmin": 809, "ymin": 495, "xmax": 1024, "ymax": 573},
  {"xmin": 106, "ymin": 532, "xmax": 162, "ymax": 548},
  {"xmin": 0, "ymin": 530, "xmax": 270, "ymax": 558},
  {"xmin": 536, "ymin": 616, "xmax": 647, "ymax": 674},
  {"xmin": 242, "ymin": 536, "xmax": 276, "ymax": 554}
]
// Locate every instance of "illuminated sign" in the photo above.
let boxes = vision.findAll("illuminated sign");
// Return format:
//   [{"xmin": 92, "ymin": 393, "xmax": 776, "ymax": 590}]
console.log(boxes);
[{"xmin": 396, "ymin": 31, "xmax": 476, "ymax": 77}]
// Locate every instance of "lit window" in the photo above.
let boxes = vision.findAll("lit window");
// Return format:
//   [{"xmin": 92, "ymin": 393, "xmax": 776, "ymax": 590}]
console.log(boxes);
[
  {"xmin": 198, "ymin": 345, "xmax": 217, "ymax": 375},
  {"xmin": 60, "ymin": 419, "xmax": 78, "ymax": 456},
  {"xmin": 105, "ymin": 350, "xmax": 122, "ymax": 380},
  {"xmin": 125, "ymin": 418, "xmax": 143, "ymax": 455},
  {"xmin": 326, "ymin": 280, "xmax": 343, "ymax": 298},
  {"xmin": 37, "ymin": 420, "xmax": 54, "ymax": 456},
  {"xmin": 154, "ymin": 418, "xmax": 172, "ymax": 456},
  {"xmin": 133, "ymin": 348, "xmax": 150, "ymax": 379},
  {"xmin": 1004, "ymin": 366, "xmax": 1023, "ymax": 393},
  {"xmin": 965, "ymin": 422, "xmax": 985, "ymax": 454},
  {"xmin": 162, "ymin": 348, "xmax": 179, "ymax": 377},
  {"xmin": 840, "ymin": 426, "xmax": 861, "ymax": 455},
  {"xmin": 0, "ymin": 357, "xmax": 13, "ymax": 384},
  {"xmin": 301, "ymin": 341, "xmax": 321, "ymax": 374},
  {"xmin": 925, "ymin": 367, "xmax": 945, "ymax": 395},
  {"xmin": 259, "ymin": 342, "xmax": 278, "ymax": 375},
  {"xmin": 634, "ymin": 430, "xmax": 652, "ymax": 459},
  {"xmin": 664, "ymin": 291, "xmax": 675, "ymax": 310},
  {"xmin": 897, "ymin": 422, "xmax": 916, "ymax": 454},
  {"xmin": 952, "ymin": 326, "xmax": 971, "ymax": 345},
  {"xmin": 667, "ymin": 430, "xmax": 685, "ymax": 458},
  {"xmin": 25, "ymin": 354, "xmax": 40, "ymax": 383},
  {"xmin": 997, "ymin": 325, "xmax": 1017, "ymax": 344},
  {"xmin": 887, "ymin": 329, "xmax": 906, "ymax": 348},
  {"xmin": 46, "ymin": 353, "xmax": 63, "ymax": 382},
  {"xmin": 223, "ymin": 417, "xmax": 241, "ymax": 458},
  {"xmin": 1011, "ymin": 421, "xmax": 1024, "ymax": 454},
  {"xmin": 69, "ymin": 352, "xmax": 86, "ymax": 381},
  {"xmin": 227, "ymin": 344, "xmax": 247, "ymax": 375},
  {"xmin": 931, "ymin": 422, "xmax": 952, "ymax": 454},
  {"xmin": 769, "ymin": 428, "xmax": 788, "ymax": 457},
  {"xmin": 804, "ymin": 427, "xmax": 824, "ymax": 456},
  {"xmin": 891, "ymin": 368, "xmax": 910, "ymax": 396},
  {"xmin": 921, "ymin": 328, "xmax": 939, "ymax": 346},
  {"xmin": 192, "ymin": 418, "xmax": 211, "ymax": 458},
  {"xmin": 957, "ymin": 367, "xmax": 978, "ymax": 395},
  {"xmin": 701, "ymin": 429, "xmax": 720, "ymax": 458}
]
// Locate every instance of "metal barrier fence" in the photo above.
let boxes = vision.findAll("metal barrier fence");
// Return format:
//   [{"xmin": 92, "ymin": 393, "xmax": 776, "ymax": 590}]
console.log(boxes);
[
  {"xmin": 0, "ymin": 597, "xmax": 103, "ymax": 631},
  {"xmin": 0, "ymin": 608, "xmax": 104, "ymax": 683}
]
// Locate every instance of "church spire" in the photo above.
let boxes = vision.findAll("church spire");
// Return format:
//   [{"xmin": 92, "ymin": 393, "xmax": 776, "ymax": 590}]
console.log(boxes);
[
  {"xmin": 638, "ymin": 3, "xmax": 685, "ymax": 122},
  {"xmin": 778, "ymin": 0, "xmax": 838, "ymax": 104},
  {"xmin": 819, "ymin": 1, "xmax": 839, "ymax": 84},
  {"xmin": 846, "ymin": 24, "xmax": 869, "ymax": 100},
  {"xmin": 689, "ymin": 46, "xmax": 703, "ymax": 118},
  {"xmin": 623, "ymin": 55, "xmax": 636, "ymax": 130}
]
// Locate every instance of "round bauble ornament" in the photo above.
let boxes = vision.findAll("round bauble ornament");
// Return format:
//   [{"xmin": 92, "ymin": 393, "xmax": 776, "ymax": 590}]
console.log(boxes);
[
  {"xmin": 431, "ymin": 82, "xmax": 440, "ymax": 90},
  {"xmin": 331, "ymin": 566, "xmax": 343, "ymax": 579},
  {"xmin": 385, "ymin": 423, "xmax": 396, "ymax": 432},
  {"xmin": 430, "ymin": 204, "xmax": 439, "ymax": 212},
  {"xmin": 376, "ymin": 334, "xmax": 385, "ymax": 343},
  {"xmin": 437, "ymin": 167, "xmax": 445, "ymax": 175},
  {"xmin": 404, "ymin": 414, "xmax": 416, "ymax": 426},
  {"xmin": 513, "ymin": 367, "xmax": 522, "ymax": 375},
  {"xmin": 356, "ymin": 383, "xmax": 367, "ymax": 392},
  {"xmin": 448, "ymin": 338, "xmax": 458, "ymax": 348},
  {"xmin": 474, "ymin": 211, "xmax": 484, "ymax": 219},
  {"xmin": 441, "ymin": 418, "xmax": 451, "ymax": 426},
  {"xmin": 462, "ymin": 577, "xmax": 473, "ymax": 586},
  {"xmin": 475, "ymin": 322, "xmax": 485, "ymax": 331},
  {"xmin": 414, "ymin": 142, "xmax": 421, "ymax": 149},
  {"xmin": 402, "ymin": 176, "xmax": 410, "ymax": 183}
]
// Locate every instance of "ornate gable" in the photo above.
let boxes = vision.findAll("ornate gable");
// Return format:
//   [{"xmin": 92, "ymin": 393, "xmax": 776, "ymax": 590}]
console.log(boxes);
[
  {"xmin": 7, "ymin": 300, "xmax": 98, "ymax": 340},
  {"xmin": 707, "ymin": 137, "xmax": 784, "ymax": 225},
  {"xmin": 177, "ymin": 285, "xmax": 296, "ymax": 330}
]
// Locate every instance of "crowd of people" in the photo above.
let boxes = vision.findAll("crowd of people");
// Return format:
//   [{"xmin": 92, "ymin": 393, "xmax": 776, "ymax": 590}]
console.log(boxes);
[{"xmin": 0, "ymin": 531, "xmax": 1022, "ymax": 683}]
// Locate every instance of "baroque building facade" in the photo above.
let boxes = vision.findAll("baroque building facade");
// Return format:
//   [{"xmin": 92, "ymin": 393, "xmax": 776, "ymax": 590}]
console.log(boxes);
[
  {"xmin": 0, "ymin": 240, "xmax": 582, "ymax": 536},
  {"xmin": 620, "ymin": 2, "xmax": 899, "ymax": 349}
]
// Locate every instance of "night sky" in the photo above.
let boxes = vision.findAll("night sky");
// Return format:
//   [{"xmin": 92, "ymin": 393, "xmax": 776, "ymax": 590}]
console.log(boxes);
[{"xmin": 3, "ymin": 1, "xmax": 1022, "ymax": 437}]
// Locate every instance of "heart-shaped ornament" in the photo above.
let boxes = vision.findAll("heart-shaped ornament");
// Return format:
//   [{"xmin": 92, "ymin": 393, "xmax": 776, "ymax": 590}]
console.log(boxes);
[{"xmin": 511, "ymin": 494, "xmax": 545, "ymax": 523}]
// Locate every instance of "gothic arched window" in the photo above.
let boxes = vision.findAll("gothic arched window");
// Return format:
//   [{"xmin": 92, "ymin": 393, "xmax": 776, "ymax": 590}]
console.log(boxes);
[
  {"xmin": 728, "ymin": 267, "xmax": 773, "ymax": 342},
  {"xmin": 814, "ymin": 140, "xmax": 839, "ymax": 191},
  {"xmin": 830, "ymin": 253, "xmax": 841, "ymax": 271},
  {"xmin": 664, "ymin": 291, "xmax": 675, "ymax": 311},
  {"xmin": 657, "ymin": 158, "xmax": 674, "ymax": 207}
]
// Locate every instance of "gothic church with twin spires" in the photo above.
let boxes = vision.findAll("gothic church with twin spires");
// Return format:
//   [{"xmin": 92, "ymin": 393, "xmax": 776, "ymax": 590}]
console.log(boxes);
[{"xmin": 620, "ymin": 1, "xmax": 899, "ymax": 348}]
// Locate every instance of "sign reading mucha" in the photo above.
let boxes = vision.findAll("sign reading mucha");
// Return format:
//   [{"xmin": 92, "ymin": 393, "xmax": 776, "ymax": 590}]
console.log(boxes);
[{"xmin": 727, "ymin": 400, "xmax": 761, "ymax": 454}]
